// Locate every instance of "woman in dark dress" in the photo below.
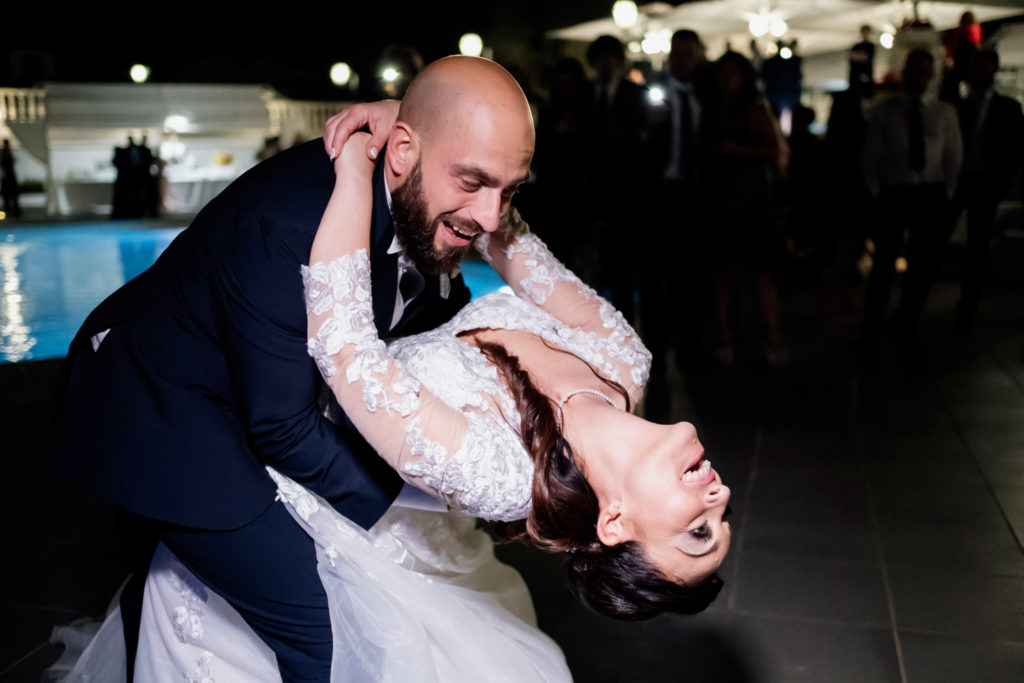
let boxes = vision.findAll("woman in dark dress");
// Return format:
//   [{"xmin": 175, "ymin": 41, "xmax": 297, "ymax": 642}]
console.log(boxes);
[{"xmin": 702, "ymin": 51, "xmax": 789, "ymax": 366}]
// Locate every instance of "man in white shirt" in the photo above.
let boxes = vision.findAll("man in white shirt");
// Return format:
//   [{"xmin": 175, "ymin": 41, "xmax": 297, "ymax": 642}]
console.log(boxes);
[{"xmin": 861, "ymin": 49, "xmax": 962, "ymax": 347}]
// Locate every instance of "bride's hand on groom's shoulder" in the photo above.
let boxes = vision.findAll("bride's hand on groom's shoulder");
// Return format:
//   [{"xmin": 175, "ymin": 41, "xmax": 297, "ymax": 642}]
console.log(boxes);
[
  {"xmin": 323, "ymin": 100, "xmax": 401, "ymax": 163},
  {"xmin": 332, "ymin": 132, "xmax": 376, "ymax": 181}
]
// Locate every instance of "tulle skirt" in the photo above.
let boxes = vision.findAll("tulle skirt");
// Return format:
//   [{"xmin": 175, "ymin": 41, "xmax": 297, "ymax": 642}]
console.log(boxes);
[{"xmin": 50, "ymin": 470, "xmax": 571, "ymax": 682}]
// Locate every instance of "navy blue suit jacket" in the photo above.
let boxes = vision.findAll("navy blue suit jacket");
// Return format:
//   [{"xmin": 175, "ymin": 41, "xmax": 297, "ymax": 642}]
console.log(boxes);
[
  {"xmin": 54, "ymin": 140, "xmax": 470, "ymax": 531},
  {"xmin": 957, "ymin": 92, "xmax": 1024, "ymax": 198}
]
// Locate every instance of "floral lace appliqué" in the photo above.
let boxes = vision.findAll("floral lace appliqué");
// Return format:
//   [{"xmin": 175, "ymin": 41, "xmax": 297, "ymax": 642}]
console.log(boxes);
[
  {"xmin": 303, "ymin": 251, "xmax": 421, "ymax": 416},
  {"xmin": 186, "ymin": 652, "xmax": 214, "ymax": 683},
  {"xmin": 299, "ymin": 233, "xmax": 648, "ymax": 525},
  {"xmin": 475, "ymin": 233, "xmax": 650, "ymax": 390},
  {"xmin": 268, "ymin": 466, "xmax": 321, "ymax": 521},
  {"xmin": 167, "ymin": 566, "xmax": 208, "ymax": 644},
  {"xmin": 480, "ymin": 233, "xmax": 577, "ymax": 305},
  {"xmin": 403, "ymin": 414, "xmax": 532, "ymax": 522}
]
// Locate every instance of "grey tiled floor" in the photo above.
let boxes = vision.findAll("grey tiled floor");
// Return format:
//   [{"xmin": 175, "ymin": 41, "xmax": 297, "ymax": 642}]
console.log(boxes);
[{"xmin": 3, "ymin": 277, "xmax": 1023, "ymax": 682}]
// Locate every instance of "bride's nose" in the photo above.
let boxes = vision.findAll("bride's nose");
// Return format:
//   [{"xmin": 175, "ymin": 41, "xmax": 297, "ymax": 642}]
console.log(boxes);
[
  {"xmin": 704, "ymin": 484, "xmax": 731, "ymax": 506},
  {"xmin": 674, "ymin": 421, "xmax": 698, "ymax": 444}
]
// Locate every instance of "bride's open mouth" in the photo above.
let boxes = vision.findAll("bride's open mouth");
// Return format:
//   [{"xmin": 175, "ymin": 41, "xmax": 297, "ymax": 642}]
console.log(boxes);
[{"xmin": 681, "ymin": 453, "xmax": 714, "ymax": 483}]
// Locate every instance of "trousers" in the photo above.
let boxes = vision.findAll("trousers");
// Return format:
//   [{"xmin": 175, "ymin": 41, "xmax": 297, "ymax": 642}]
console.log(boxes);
[{"xmin": 118, "ymin": 499, "xmax": 332, "ymax": 682}]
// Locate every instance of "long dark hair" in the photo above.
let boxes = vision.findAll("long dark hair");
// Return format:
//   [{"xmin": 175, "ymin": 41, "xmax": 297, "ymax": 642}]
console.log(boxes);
[
  {"xmin": 714, "ymin": 50, "xmax": 760, "ymax": 111},
  {"xmin": 472, "ymin": 337, "xmax": 724, "ymax": 620}
]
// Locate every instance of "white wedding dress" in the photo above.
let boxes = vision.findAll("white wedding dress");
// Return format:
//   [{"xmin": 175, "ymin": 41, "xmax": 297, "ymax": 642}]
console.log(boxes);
[{"xmin": 51, "ymin": 228, "xmax": 650, "ymax": 682}]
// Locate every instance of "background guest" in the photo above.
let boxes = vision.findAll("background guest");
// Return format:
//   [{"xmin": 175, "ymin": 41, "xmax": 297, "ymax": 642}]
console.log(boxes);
[
  {"xmin": 531, "ymin": 57, "xmax": 592, "ymax": 269},
  {"xmin": 820, "ymin": 88, "xmax": 871, "ymax": 314},
  {"xmin": 786, "ymin": 104, "xmax": 826, "ymax": 264},
  {"xmin": 849, "ymin": 24, "xmax": 876, "ymax": 99},
  {"xmin": 257, "ymin": 136, "xmax": 282, "ymax": 162},
  {"xmin": 585, "ymin": 34, "xmax": 647, "ymax": 322},
  {"xmin": 762, "ymin": 40, "xmax": 803, "ymax": 130},
  {"xmin": 640, "ymin": 28, "xmax": 709, "ymax": 417},
  {"xmin": 941, "ymin": 11, "xmax": 983, "ymax": 102},
  {"xmin": 861, "ymin": 49, "xmax": 962, "ymax": 349},
  {"xmin": 702, "ymin": 51, "xmax": 789, "ymax": 366},
  {"xmin": 1, "ymin": 139, "xmax": 20, "ymax": 218},
  {"xmin": 952, "ymin": 48, "xmax": 1024, "ymax": 334}
]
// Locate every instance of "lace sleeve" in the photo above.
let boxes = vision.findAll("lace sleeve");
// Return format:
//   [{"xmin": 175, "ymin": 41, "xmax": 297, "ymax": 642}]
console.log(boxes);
[
  {"xmin": 303, "ymin": 252, "xmax": 530, "ymax": 521},
  {"xmin": 475, "ymin": 220, "xmax": 651, "ymax": 404}
]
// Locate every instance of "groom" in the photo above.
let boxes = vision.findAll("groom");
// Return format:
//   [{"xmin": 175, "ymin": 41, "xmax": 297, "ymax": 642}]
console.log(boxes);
[{"xmin": 54, "ymin": 56, "xmax": 535, "ymax": 681}]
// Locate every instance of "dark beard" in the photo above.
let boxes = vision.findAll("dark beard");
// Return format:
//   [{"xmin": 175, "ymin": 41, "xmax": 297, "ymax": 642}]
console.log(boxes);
[{"xmin": 390, "ymin": 160, "xmax": 473, "ymax": 276}]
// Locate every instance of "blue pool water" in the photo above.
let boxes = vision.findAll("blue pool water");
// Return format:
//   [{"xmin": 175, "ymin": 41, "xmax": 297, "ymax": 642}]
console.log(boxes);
[{"xmin": 0, "ymin": 222, "xmax": 505, "ymax": 363}]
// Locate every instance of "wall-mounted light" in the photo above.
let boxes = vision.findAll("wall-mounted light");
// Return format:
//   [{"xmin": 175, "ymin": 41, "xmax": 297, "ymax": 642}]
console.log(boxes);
[
  {"xmin": 130, "ymin": 64, "xmax": 150, "ymax": 84},
  {"xmin": 459, "ymin": 33, "xmax": 483, "ymax": 57},
  {"xmin": 330, "ymin": 62, "xmax": 352, "ymax": 87}
]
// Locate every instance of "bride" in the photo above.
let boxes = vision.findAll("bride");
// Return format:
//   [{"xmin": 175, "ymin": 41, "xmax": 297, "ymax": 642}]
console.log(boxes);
[{"xmin": 54, "ymin": 96, "xmax": 731, "ymax": 682}]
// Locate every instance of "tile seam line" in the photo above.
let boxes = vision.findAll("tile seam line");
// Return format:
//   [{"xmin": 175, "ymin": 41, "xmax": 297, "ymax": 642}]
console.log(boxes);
[
  {"xmin": 0, "ymin": 641, "xmax": 50, "ymax": 678},
  {"xmin": 896, "ymin": 625, "xmax": 1024, "ymax": 644},
  {"xmin": 990, "ymin": 346, "xmax": 1024, "ymax": 396},
  {"xmin": 725, "ymin": 418, "xmax": 762, "ymax": 614},
  {"xmin": 857, "ymin": 420, "xmax": 909, "ymax": 683},
  {"xmin": 934, "ymin": 372, "xmax": 1024, "ymax": 554},
  {"xmin": 727, "ymin": 609, "xmax": 896, "ymax": 631}
]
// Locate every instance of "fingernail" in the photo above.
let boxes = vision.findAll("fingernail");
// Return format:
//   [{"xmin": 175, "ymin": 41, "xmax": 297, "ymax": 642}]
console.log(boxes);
[
  {"xmin": 369, "ymin": 147, "xmax": 378, "ymax": 160},
  {"xmin": 329, "ymin": 149, "xmax": 336, "ymax": 161}
]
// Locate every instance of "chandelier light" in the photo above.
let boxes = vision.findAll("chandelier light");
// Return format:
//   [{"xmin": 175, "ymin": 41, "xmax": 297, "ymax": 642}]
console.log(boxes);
[{"xmin": 612, "ymin": 1, "xmax": 639, "ymax": 29}]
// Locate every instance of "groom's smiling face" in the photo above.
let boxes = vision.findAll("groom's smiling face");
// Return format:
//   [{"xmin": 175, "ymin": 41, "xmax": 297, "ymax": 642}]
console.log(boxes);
[
  {"xmin": 390, "ymin": 158, "xmax": 477, "ymax": 276},
  {"xmin": 387, "ymin": 85, "xmax": 534, "ymax": 276}
]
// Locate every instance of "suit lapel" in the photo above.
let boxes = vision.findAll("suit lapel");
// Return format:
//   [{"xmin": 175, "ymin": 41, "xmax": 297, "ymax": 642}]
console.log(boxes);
[{"xmin": 369, "ymin": 159, "xmax": 398, "ymax": 338}]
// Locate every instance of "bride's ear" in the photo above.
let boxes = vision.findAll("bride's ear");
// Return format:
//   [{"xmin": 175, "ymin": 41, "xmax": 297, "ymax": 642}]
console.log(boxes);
[
  {"xmin": 386, "ymin": 122, "xmax": 419, "ymax": 177},
  {"xmin": 596, "ymin": 501, "xmax": 629, "ymax": 547}
]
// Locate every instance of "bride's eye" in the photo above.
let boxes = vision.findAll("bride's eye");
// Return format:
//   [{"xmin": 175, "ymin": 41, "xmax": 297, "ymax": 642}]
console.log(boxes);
[
  {"xmin": 688, "ymin": 523, "xmax": 712, "ymax": 543},
  {"xmin": 678, "ymin": 522, "xmax": 716, "ymax": 555}
]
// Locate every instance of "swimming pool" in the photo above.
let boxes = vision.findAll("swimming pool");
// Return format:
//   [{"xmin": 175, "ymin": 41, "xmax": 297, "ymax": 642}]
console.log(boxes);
[{"xmin": 0, "ymin": 221, "xmax": 505, "ymax": 363}]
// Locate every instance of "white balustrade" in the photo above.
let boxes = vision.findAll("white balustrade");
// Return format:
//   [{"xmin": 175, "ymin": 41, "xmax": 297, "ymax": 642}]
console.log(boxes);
[
  {"xmin": 264, "ymin": 95, "xmax": 354, "ymax": 138},
  {"xmin": 0, "ymin": 88, "xmax": 47, "ymax": 124}
]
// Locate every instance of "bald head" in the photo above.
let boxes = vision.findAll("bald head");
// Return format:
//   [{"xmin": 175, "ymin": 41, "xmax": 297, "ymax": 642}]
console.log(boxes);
[
  {"xmin": 384, "ymin": 55, "xmax": 535, "ymax": 257},
  {"xmin": 397, "ymin": 56, "xmax": 534, "ymax": 147}
]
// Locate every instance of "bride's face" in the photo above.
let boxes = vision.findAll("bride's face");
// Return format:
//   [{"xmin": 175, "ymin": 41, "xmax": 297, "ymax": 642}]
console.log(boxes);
[{"xmin": 588, "ymin": 418, "xmax": 732, "ymax": 585}]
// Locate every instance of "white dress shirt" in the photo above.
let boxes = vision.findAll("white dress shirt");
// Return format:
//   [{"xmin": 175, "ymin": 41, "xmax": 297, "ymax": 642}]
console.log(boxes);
[
  {"xmin": 663, "ymin": 75, "xmax": 701, "ymax": 181},
  {"xmin": 382, "ymin": 179, "xmax": 452, "ymax": 331},
  {"xmin": 862, "ymin": 93, "xmax": 962, "ymax": 198}
]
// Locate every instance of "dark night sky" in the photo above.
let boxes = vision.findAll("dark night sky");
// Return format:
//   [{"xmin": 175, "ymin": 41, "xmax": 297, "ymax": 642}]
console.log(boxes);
[{"xmin": 4, "ymin": 2, "xmax": 624, "ymax": 98}]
